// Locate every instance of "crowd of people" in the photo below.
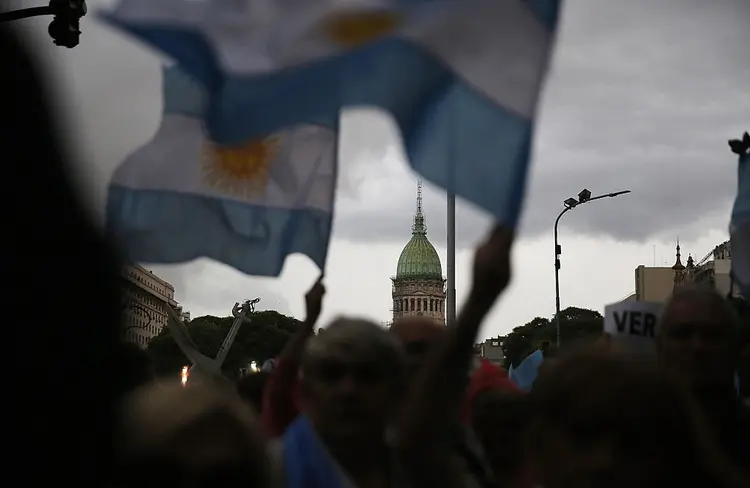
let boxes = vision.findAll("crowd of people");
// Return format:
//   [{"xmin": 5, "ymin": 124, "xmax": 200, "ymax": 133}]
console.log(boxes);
[
  {"xmin": 6, "ymin": 22, "xmax": 748, "ymax": 488},
  {"xmin": 114, "ymin": 235, "xmax": 749, "ymax": 488}
]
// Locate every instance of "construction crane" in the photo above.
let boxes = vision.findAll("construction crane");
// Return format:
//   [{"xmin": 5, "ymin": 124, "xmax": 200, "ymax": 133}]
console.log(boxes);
[
  {"xmin": 697, "ymin": 249, "xmax": 714, "ymax": 268},
  {"xmin": 697, "ymin": 240, "xmax": 731, "ymax": 267}
]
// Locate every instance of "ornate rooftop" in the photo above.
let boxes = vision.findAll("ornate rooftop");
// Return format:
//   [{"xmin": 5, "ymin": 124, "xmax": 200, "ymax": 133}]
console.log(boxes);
[{"xmin": 394, "ymin": 181, "xmax": 443, "ymax": 281}]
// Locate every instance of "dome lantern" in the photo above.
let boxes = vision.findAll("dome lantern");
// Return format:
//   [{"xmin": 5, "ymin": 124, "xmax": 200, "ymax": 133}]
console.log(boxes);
[{"xmin": 395, "ymin": 181, "xmax": 443, "ymax": 280}]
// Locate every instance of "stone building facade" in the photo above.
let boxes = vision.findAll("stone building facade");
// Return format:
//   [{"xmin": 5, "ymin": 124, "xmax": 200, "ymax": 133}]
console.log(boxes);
[
  {"xmin": 475, "ymin": 336, "xmax": 506, "ymax": 366},
  {"xmin": 391, "ymin": 182, "xmax": 446, "ymax": 324},
  {"xmin": 636, "ymin": 240, "xmax": 741, "ymax": 303},
  {"xmin": 120, "ymin": 264, "xmax": 181, "ymax": 348},
  {"xmin": 672, "ymin": 240, "xmax": 741, "ymax": 297}
]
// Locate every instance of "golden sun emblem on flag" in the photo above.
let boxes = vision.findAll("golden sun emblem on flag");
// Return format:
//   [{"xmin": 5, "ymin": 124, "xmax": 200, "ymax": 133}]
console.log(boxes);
[
  {"xmin": 323, "ymin": 10, "xmax": 402, "ymax": 48},
  {"xmin": 202, "ymin": 136, "xmax": 281, "ymax": 199}
]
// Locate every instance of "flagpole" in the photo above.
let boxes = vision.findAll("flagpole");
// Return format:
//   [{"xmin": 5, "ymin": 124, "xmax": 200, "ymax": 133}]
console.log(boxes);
[{"xmin": 446, "ymin": 191, "xmax": 457, "ymax": 327}]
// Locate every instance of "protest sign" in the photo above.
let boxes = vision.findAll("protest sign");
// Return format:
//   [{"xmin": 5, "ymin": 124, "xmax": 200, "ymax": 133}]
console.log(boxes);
[{"xmin": 604, "ymin": 301, "xmax": 663, "ymax": 355}]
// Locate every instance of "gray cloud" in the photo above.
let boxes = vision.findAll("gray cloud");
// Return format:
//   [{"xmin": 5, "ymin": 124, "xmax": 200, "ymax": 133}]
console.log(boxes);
[
  {"xmin": 331, "ymin": 0, "xmax": 749, "ymax": 248},
  {"xmin": 12, "ymin": 0, "xmax": 746, "ymax": 254}
]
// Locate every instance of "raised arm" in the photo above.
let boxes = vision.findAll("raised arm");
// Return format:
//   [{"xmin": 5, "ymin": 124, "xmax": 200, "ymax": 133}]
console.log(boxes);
[
  {"xmin": 397, "ymin": 226, "xmax": 514, "ymax": 486},
  {"xmin": 260, "ymin": 276, "xmax": 325, "ymax": 436}
]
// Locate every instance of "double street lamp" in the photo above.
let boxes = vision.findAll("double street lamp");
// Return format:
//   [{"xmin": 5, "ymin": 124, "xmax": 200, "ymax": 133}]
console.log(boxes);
[{"xmin": 554, "ymin": 188, "xmax": 631, "ymax": 348}]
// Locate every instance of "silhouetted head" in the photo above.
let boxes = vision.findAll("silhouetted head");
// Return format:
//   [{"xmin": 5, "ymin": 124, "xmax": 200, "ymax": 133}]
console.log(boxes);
[
  {"xmin": 116, "ymin": 382, "xmax": 271, "ymax": 488},
  {"xmin": 526, "ymin": 348, "xmax": 739, "ymax": 488},
  {"xmin": 300, "ymin": 317, "xmax": 405, "ymax": 448},
  {"xmin": 116, "ymin": 342, "xmax": 155, "ymax": 394},
  {"xmin": 389, "ymin": 316, "xmax": 445, "ymax": 376},
  {"xmin": 657, "ymin": 285, "xmax": 740, "ymax": 391}
]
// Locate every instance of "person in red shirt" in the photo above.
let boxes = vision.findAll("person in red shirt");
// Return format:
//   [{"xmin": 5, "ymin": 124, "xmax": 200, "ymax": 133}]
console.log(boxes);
[
  {"xmin": 462, "ymin": 358, "xmax": 520, "ymax": 422},
  {"xmin": 469, "ymin": 365, "xmax": 531, "ymax": 488}
]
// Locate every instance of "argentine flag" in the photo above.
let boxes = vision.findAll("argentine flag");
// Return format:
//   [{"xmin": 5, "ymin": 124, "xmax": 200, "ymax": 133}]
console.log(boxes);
[
  {"xmin": 107, "ymin": 66, "xmax": 338, "ymax": 276},
  {"xmin": 103, "ymin": 0, "xmax": 562, "ymax": 227},
  {"xmin": 729, "ymin": 132, "xmax": 749, "ymax": 299}
]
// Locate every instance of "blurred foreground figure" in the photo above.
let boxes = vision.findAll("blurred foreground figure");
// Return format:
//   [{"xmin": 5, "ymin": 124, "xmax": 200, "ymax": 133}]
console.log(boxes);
[
  {"xmin": 527, "ymin": 349, "xmax": 748, "ymax": 488},
  {"xmin": 275, "ymin": 318, "xmax": 409, "ymax": 487},
  {"xmin": 389, "ymin": 316, "xmax": 446, "ymax": 379},
  {"xmin": 116, "ymin": 382, "xmax": 273, "ymax": 488},
  {"xmin": 471, "ymin": 390, "xmax": 530, "ymax": 488},
  {"xmin": 656, "ymin": 285, "xmax": 749, "ymax": 468},
  {"xmin": 2, "ymin": 24, "xmax": 123, "ymax": 487},
  {"xmin": 237, "ymin": 371, "xmax": 271, "ymax": 412},
  {"xmin": 117, "ymin": 341, "xmax": 156, "ymax": 393}
]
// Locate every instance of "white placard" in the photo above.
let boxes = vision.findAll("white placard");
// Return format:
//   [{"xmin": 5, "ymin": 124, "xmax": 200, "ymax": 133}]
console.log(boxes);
[{"xmin": 604, "ymin": 301, "xmax": 663, "ymax": 355}]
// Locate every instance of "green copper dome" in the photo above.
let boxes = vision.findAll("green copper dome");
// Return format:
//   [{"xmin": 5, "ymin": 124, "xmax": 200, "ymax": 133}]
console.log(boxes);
[{"xmin": 395, "ymin": 183, "xmax": 443, "ymax": 281}]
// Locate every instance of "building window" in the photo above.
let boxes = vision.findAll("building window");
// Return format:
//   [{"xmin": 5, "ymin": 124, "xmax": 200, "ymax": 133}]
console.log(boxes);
[{"xmin": 411, "ymin": 298, "xmax": 415, "ymax": 311}]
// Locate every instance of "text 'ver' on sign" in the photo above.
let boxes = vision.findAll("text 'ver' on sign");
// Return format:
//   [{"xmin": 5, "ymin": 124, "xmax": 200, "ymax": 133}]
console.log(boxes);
[{"xmin": 604, "ymin": 301, "xmax": 663, "ymax": 355}]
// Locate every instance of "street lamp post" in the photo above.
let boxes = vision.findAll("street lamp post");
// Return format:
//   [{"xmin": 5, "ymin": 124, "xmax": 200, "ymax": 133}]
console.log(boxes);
[{"xmin": 554, "ymin": 189, "xmax": 631, "ymax": 348}]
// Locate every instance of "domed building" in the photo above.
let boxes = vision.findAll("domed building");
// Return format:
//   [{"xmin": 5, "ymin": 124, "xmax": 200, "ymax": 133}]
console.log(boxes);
[{"xmin": 391, "ymin": 182, "xmax": 446, "ymax": 324}]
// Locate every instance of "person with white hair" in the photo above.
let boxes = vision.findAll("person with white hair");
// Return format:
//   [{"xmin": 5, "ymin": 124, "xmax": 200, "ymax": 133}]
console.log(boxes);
[{"xmin": 275, "ymin": 317, "xmax": 409, "ymax": 488}]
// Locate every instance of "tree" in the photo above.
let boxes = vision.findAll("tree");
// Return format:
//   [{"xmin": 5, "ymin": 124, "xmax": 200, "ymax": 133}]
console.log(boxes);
[
  {"xmin": 147, "ymin": 310, "xmax": 302, "ymax": 379},
  {"xmin": 502, "ymin": 317, "xmax": 549, "ymax": 369},
  {"xmin": 502, "ymin": 306, "xmax": 603, "ymax": 368}
]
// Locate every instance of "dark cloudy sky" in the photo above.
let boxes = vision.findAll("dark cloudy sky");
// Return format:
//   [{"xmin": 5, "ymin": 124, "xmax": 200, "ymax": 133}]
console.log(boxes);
[{"xmin": 8, "ymin": 0, "xmax": 748, "ymax": 335}]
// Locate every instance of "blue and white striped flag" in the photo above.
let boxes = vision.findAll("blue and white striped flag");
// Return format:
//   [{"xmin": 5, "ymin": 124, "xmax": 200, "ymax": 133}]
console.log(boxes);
[
  {"xmin": 102, "ymin": 0, "xmax": 562, "ymax": 227},
  {"xmin": 729, "ymin": 132, "xmax": 749, "ymax": 298},
  {"xmin": 107, "ymin": 66, "xmax": 338, "ymax": 276},
  {"xmin": 508, "ymin": 349, "xmax": 544, "ymax": 392}
]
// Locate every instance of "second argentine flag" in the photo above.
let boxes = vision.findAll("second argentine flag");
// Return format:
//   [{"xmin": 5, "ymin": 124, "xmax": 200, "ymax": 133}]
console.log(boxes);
[{"xmin": 107, "ymin": 66, "xmax": 338, "ymax": 276}]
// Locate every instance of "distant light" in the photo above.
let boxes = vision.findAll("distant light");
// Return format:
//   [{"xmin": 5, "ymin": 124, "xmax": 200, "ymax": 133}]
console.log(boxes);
[
  {"xmin": 250, "ymin": 361, "xmax": 259, "ymax": 373},
  {"xmin": 181, "ymin": 365, "xmax": 189, "ymax": 386}
]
